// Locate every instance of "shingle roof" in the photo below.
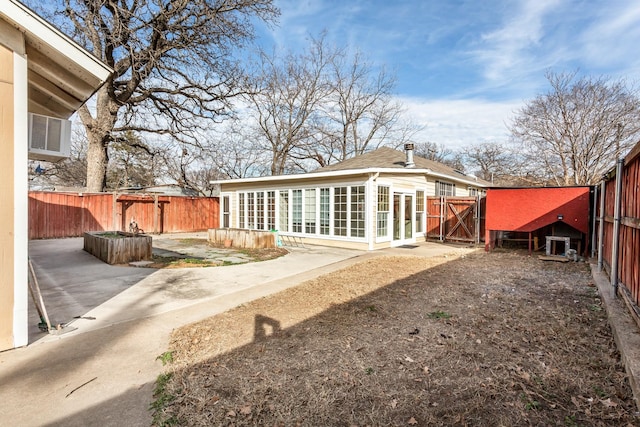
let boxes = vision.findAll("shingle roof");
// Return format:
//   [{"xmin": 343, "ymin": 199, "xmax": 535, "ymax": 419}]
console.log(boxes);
[{"xmin": 316, "ymin": 147, "xmax": 490, "ymax": 185}]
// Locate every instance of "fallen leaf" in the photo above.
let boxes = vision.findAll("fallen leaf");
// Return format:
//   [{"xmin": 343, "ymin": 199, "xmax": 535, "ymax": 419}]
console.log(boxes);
[
  {"xmin": 239, "ymin": 405, "xmax": 252, "ymax": 415},
  {"xmin": 423, "ymin": 366, "xmax": 430, "ymax": 374},
  {"xmin": 408, "ymin": 417, "xmax": 418, "ymax": 425},
  {"xmin": 390, "ymin": 399, "xmax": 398, "ymax": 408},
  {"xmin": 226, "ymin": 410, "xmax": 236, "ymax": 417},
  {"xmin": 601, "ymin": 398, "xmax": 618, "ymax": 408},
  {"xmin": 404, "ymin": 356, "xmax": 415, "ymax": 363}
]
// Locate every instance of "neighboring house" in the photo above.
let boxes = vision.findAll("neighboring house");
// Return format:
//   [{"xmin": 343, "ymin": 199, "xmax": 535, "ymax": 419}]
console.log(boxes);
[
  {"xmin": 0, "ymin": 0, "xmax": 111, "ymax": 350},
  {"xmin": 212, "ymin": 145, "xmax": 490, "ymax": 251}
]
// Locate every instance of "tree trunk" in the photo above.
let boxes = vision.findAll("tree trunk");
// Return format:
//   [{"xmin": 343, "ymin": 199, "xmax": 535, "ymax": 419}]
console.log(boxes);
[
  {"xmin": 86, "ymin": 134, "xmax": 109, "ymax": 192},
  {"xmin": 79, "ymin": 86, "xmax": 118, "ymax": 192}
]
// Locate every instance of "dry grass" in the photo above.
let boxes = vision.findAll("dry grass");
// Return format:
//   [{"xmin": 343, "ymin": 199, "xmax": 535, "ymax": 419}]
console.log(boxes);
[{"xmin": 154, "ymin": 250, "xmax": 638, "ymax": 426}]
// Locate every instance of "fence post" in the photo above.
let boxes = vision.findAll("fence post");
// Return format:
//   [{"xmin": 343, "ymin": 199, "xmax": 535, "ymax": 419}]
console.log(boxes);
[
  {"xmin": 610, "ymin": 158, "xmax": 624, "ymax": 295},
  {"xmin": 597, "ymin": 180, "xmax": 606, "ymax": 271}
]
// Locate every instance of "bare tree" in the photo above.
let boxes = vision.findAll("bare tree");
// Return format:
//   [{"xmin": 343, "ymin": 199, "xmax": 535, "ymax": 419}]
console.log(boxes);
[
  {"xmin": 460, "ymin": 142, "xmax": 518, "ymax": 184},
  {"xmin": 510, "ymin": 71, "xmax": 640, "ymax": 185},
  {"xmin": 207, "ymin": 121, "xmax": 271, "ymax": 178},
  {"xmin": 247, "ymin": 37, "xmax": 333, "ymax": 175},
  {"xmin": 31, "ymin": 0, "xmax": 278, "ymax": 192},
  {"xmin": 322, "ymin": 50, "xmax": 403, "ymax": 162}
]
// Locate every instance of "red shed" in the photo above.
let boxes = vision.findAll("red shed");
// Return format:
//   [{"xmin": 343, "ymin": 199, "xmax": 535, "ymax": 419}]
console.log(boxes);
[{"xmin": 485, "ymin": 187, "xmax": 592, "ymax": 255}]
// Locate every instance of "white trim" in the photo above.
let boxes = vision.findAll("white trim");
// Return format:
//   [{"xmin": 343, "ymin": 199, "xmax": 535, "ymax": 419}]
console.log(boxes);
[
  {"xmin": 212, "ymin": 167, "xmax": 488, "ymax": 189},
  {"xmin": 13, "ymin": 51, "xmax": 28, "ymax": 348},
  {"xmin": 0, "ymin": 0, "xmax": 112, "ymax": 80}
]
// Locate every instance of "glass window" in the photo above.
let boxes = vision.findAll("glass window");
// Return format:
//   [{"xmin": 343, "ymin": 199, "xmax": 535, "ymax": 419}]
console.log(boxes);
[
  {"xmin": 377, "ymin": 186, "xmax": 389, "ymax": 238},
  {"xmin": 247, "ymin": 192, "xmax": 255, "ymax": 229},
  {"xmin": 238, "ymin": 193, "xmax": 245, "ymax": 228},
  {"xmin": 256, "ymin": 191, "xmax": 265, "ymax": 230},
  {"xmin": 292, "ymin": 189, "xmax": 302, "ymax": 233},
  {"xmin": 305, "ymin": 189, "xmax": 316, "ymax": 234},
  {"xmin": 320, "ymin": 188, "xmax": 330, "ymax": 235},
  {"xmin": 416, "ymin": 190, "xmax": 425, "ymax": 234},
  {"xmin": 350, "ymin": 186, "xmax": 365, "ymax": 238},
  {"xmin": 279, "ymin": 191, "xmax": 289, "ymax": 232},
  {"xmin": 436, "ymin": 181, "xmax": 455, "ymax": 196},
  {"xmin": 222, "ymin": 196, "xmax": 230, "ymax": 228},
  {"xmin": 267, "ymin": 191, "xmax": 276, "ymax": 230},
  {"xmin": 334, "ymin": 187, "xmax": 348, "ymax": 236}
]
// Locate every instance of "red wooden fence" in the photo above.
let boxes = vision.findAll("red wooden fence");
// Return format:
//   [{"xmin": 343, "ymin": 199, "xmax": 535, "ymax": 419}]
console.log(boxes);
[
  {"xmin": 598, "ymin": 141, "xmax": 640, "ymax": 316},
  {"xmin": 29, "ymin": 191, "xmax": 219, "ymax": 239}
]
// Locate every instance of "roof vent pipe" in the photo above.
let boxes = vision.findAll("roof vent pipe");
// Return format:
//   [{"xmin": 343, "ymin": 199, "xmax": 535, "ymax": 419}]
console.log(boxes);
[{"xmin": 404, "ymin": 143, "xmax": 415, "ymax": 168}]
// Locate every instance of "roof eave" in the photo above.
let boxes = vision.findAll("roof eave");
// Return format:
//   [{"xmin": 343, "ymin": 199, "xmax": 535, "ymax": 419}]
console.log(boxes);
[{"xmin": 212, "ymin": 167, "xmax": 490, "ymax": 188}]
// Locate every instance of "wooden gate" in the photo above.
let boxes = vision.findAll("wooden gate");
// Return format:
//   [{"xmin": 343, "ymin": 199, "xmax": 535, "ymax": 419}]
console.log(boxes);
[{"xmin": 426, "ymin": 196, "xmax": 485, "ymax": 243}]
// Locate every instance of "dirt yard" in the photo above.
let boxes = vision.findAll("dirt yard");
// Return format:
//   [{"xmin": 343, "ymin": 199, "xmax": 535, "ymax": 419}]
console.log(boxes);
[{"xmin": 153, "ymin": 249, "xmax": 638, "ymax": 426}]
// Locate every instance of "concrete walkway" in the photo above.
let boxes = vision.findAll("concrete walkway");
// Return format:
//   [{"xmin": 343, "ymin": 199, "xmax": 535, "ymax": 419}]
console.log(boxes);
[{"xmin": 0, "ymin": 236, "xmax": 474, "ymax": 427}]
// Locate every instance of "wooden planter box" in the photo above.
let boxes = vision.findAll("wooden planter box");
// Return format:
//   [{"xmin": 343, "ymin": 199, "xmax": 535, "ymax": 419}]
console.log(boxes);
[
  {"xmin": 83, "ymin": 231, "xmax": 152, "ymax": 265},
  {"xmin": 208, "ymin": 228, "xmax": 277, "ymax": 249}
]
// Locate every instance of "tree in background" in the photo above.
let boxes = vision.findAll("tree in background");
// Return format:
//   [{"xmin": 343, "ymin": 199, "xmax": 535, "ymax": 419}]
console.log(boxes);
[
  {"xmin": 106, "ymin": 132, "xmax": 161, "ymax": 189},
  {"xmin": 460, "ymin": 142, "xmax": 523, "ymax": 186},
  {"xmin": 247, "ymin": 36, "xmax": 412, "ymax": 174},
  {"xmin": 412, "ymin": 141, "xmax": 464, "ymax": 170},
  {"xmin": 509, "ymin": 71, "xmax": 640, "ymax": 185},
  {"xmin": 247, "ymin": 37, "xmax": 333, "ymax": 175},
  {"xmin": 30, "ymin": 0, "xmax": 279, "ymax": 192},
  {"xmin": 320, "ymin": 49, "xmax": 403, "ymax": 163}
]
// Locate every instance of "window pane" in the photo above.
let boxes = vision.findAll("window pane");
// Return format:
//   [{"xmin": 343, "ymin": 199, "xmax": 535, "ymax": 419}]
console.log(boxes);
[
  {"xmin": 292, "ymin": 189, "xmax": 302, "ymax": 233},
  {"xmin": 222, "ymin": 196, "xmax": 230, "ymax": 228},
  {"xmin": 377, "ymin": 186, "xmax": 389, "ymax": 238},
  {"xmin": 256, "ymin": 192, "xmax": 265, "ymax": 230},
  {"xmin": 267, "ymin": 191, "xmax": 276, "ymax": 230},
  {"xmin": 320, "ymin": 188, "xmax": 330, "ymax": 235},
  {"xmin": 416, "ymin": 190, "xmax": 424, "ymax": 233},
  {"xmin": 334, "ymin": 187, "xmax": 347, "ymax": 236},
  {"xmin": 247, "ymin": 192, "xmax": 255, "ymax": 229},
  {"xmin": 350, "ymin": 186, "xmax": 365, "ymax": 238},
  {"xmin": 279, "ymin": 191, "xmax": 289, "ymax": 232},
  {"xmin": 305, "ymin": 189, "xmax": 316, "ymax": 234},
  {"xmin": 238, "ymin": 193, "xmax": 245, "ymax": 228}
]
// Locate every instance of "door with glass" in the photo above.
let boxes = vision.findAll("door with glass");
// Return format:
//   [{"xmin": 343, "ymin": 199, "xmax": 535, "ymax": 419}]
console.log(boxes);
[{"xmin": 393, "ymin": 193, "xmax": 414, "ymax": 245}]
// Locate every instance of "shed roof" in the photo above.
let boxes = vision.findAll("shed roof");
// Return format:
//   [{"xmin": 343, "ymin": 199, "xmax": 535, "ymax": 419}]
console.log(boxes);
[
  {"xmin": 0, "ymin": 0, "xmax": 112, "ymax": 118},
  {"xmin": 211, "ymin": 147, "xmax": 490, "ymax": 188},
  {"xmin": 317, "ymin": 147, "xmax": 490, "ymax": 185}
]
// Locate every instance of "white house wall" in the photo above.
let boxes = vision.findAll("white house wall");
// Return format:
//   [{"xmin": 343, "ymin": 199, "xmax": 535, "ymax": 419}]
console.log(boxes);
[{"xmin": 0, "ymin": 36, "xmax": 28, "ymax": 350}]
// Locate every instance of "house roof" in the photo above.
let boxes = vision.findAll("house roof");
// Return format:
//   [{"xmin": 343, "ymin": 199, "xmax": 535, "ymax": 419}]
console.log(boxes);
[
  {"xmin": 0, "ymin": 0, "xmax": 112, "ymax": 118},
  {"xmin": 317, "ymin": 147, "xmax": 489, "ymax": 185},
  {"xmin": 211, "ymin": 147, "xmax": 490, "ymax": 188}
]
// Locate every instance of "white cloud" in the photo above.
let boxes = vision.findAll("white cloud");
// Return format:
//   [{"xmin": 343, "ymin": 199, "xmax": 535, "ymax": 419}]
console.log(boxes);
[
  {"xmin": 399, "ymin": 96, "xmax": 522, "ymax": 149},
  {"xmin": 474, "ymin": 0, "xmax": 563, "ymax": 81}
]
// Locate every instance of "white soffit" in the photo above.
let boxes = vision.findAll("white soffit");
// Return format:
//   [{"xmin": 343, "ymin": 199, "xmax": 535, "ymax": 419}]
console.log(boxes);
[{"xmin": 0, "ymin": 0, "xmax": 113, "ymax": 118}]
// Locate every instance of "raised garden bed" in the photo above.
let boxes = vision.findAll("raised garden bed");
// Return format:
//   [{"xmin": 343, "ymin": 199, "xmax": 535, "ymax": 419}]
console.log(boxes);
[
  {"xmin": 208, "ymin": 228, "xmax": 277, "ymax": 249},
  {"xmin": 83, "ymin": 231, "xmax": 152, "ymax": 265}
]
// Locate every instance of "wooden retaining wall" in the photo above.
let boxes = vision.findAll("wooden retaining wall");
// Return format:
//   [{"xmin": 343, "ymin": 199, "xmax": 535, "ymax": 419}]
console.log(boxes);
[
  {"xmin": 29, "ymin": 191, "xmax": 219, "ymax": 239},
  {"xmin": 208, "ymin": 228, "xmax": 277, "ymax": 249}
]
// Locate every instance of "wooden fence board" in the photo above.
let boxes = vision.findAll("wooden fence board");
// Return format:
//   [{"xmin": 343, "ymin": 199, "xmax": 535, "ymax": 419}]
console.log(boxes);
[
  {"xmin": 29, "ymin": 191, "xmax": 219, "ymax": 239},
  {"xmin": 599, "ymin": 141, "xmax": 640, "ymax": 309}
]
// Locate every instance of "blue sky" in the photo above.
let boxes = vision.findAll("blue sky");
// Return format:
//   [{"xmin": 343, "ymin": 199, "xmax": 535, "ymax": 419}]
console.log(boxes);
[{"xmin": 255, "ymin": 0, "xmax": 640, "ymax": 149}]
